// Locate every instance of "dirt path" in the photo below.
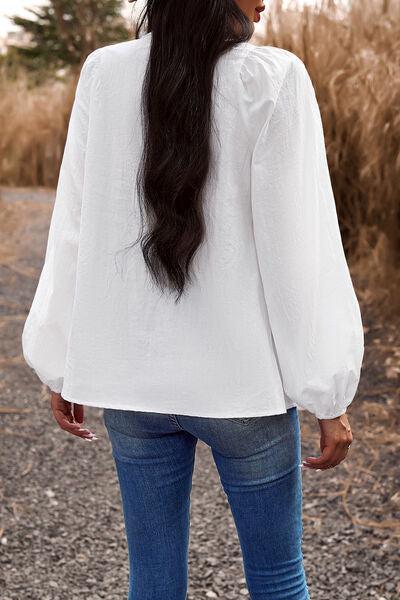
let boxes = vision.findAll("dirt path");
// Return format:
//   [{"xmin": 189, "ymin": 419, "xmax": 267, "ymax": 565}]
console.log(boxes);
[{"xmin": 1, "ymin": 187, "xmax": 399, "ymax": 599}]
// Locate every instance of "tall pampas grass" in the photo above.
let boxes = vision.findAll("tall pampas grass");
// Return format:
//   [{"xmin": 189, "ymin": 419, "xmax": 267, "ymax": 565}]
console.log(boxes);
[{"xmin": 0, "ymin": 69, "xmax": 76, "ymax": 187}]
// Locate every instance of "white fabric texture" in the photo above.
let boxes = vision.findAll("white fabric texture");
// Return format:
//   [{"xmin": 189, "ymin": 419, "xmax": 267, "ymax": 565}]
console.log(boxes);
[{"xmin": 21, "ymin": 32, "xmax": 364, "ymax": 419}]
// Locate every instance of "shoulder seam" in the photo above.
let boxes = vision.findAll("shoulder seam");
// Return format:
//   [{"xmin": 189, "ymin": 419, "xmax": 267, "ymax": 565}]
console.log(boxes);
[
  {"xmin": 250, "ymin": 56, "xmax": 297, "ymax": 163},
  {"xmin": 86, "ymin": 46, "xmax": 103, "ymax": 70},
  {"xmin": 237, "ymin": 42, "xmax": 256, "ymax": 75},
  {"xmin": 84, "ymin": 47, "xmax": 103, "ymax": 100},
  {"xmin": 239, "ymin": 44, "xmax": 299, "ymax": 97}
]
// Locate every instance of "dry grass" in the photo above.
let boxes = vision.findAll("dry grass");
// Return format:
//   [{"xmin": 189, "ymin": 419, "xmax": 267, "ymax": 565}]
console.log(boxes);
[
  {"xmin": 0, "ymin": 71, "xmax": 77, "ymax": 187},
  {"xmin": 0, "ymin": 0, "xmax": 399, "ymax": 309}
]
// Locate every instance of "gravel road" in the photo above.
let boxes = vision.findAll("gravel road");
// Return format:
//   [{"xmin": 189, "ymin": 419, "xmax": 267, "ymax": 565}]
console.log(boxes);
[{"xmin": 1, "ymin": 187, "xmax": 399, "ymax": 599}]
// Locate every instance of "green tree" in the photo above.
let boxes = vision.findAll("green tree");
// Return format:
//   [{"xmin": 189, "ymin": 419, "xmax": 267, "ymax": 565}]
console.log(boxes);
[{"xmin": 8, "ymin": 0, "xmax": 130, "ymax": 77}]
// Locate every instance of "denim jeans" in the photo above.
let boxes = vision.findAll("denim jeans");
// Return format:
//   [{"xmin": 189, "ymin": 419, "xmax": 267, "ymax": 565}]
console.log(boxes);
[{"xmin": 102, "ymin": 406, "xmax": 310, "ymax": 600}]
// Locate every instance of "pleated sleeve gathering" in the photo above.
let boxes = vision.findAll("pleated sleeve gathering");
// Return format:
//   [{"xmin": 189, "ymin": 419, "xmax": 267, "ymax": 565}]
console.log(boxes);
[
  {"xmin": 250, "ymin": 54, "xmax": 365, "ymax": 419},
  {"xmin": 21, "ymin": 49, "xmax": 101, "ymax": 394}
]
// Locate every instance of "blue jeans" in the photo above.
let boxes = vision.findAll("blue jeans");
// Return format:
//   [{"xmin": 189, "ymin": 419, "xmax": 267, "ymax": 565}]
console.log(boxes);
[{"xmin": 102, "ymin": 406, "xmax": 310, "ymax": 600}]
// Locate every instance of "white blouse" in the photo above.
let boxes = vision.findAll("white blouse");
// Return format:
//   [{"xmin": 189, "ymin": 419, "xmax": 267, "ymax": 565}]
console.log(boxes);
[{"xmin": 21, "ymin": 32, "xmax": 364, "ymax": 419}]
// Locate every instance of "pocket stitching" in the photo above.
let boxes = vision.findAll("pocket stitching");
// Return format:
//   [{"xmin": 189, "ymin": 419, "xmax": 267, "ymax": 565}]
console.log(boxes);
[{"xmin": 225, "ymin": 417, "xmax": 257, "ymax": 425}]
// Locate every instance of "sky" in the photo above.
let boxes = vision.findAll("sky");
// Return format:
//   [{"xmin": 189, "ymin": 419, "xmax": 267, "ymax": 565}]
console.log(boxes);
[
  {"xmin": 1, "ymin": 1, "xmax": 46, "ymax": 35},
  {"xmin": 0, "ymin": 0, "xmax": 318, "ymax": 37}
]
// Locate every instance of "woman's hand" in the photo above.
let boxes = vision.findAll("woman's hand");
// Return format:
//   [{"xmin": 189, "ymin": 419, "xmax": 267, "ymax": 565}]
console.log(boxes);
[
  {"xmin": 302, "ymin": 412, "xmax": 353, "ymax": 470},
  {"xmin": 50, "ymin": 392, "xmax": 97, "ymax": 441}
]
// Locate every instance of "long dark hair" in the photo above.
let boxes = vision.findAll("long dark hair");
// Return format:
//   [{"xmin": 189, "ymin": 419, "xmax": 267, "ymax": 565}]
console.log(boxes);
[{"xmin": 124, "ymin": 0, "xmax": 253, "ymax": 303}]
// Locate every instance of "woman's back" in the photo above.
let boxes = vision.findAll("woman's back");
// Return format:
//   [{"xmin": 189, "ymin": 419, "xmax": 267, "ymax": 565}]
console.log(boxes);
[{"xmin": 21, "ymin": 31, "xmax": 364, "ymax": 420}]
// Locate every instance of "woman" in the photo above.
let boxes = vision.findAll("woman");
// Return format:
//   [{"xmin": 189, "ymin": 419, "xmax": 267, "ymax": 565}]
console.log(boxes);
[{"xmin": 21, "ymin": 0, "xmax": 364, "ymax": 598}]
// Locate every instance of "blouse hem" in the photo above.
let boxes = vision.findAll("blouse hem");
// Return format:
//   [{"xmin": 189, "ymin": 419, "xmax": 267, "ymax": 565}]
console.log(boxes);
[{"xmin": 59, "ymin": 390, "xmax": 298, "ymax": 419}]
